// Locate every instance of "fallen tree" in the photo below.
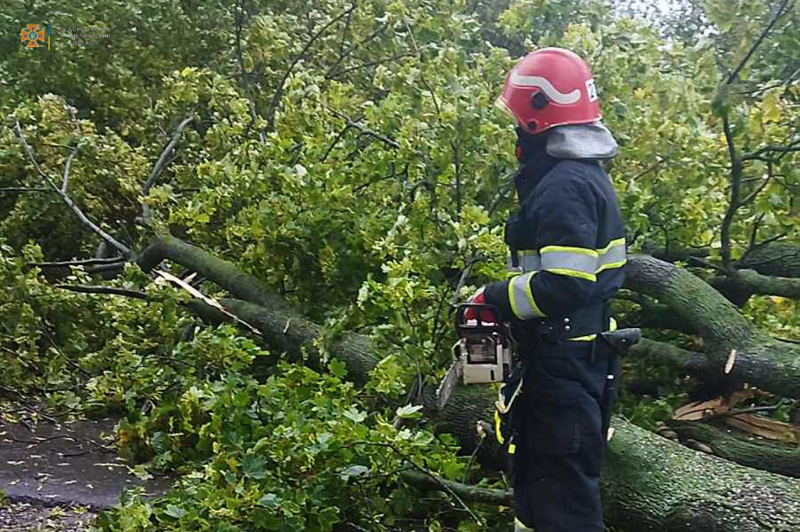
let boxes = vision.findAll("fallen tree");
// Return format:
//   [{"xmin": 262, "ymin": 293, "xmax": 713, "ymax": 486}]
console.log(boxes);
[{"xmin": 127, "ymin": 234, "xmax": 800, "ymax": 531}]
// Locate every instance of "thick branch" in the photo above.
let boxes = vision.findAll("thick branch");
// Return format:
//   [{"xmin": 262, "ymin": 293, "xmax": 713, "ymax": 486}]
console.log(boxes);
[
  {"xmin": 738, "ymin": 243, "xmax": 800, "ymax": 278},
  {"xmin": 625, "ymin": 255, "xmax": 800, "ymax": 398},
  {"xmin": 628, "ymin": 337, "xmax": 710, "ymax": 376},
  {"xmin": 712, "ymin": 269, "xmax": 800, "ymax": 300},
  {"xmin": 667, "ymin": 420, "xmax": 800, "ymax": 478}
]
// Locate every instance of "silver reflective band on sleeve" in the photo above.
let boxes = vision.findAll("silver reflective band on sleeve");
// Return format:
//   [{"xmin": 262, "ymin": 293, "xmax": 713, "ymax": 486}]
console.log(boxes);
[
  {"xmin": 597, "ymin": 239, "xmax": 627, "ymax": 271},
  {"xmin": 509, "ymin": 272, "xmax": 545, "ymax": 318},
  {"xmin": 508, "ymin": 250, "xmax": 541, "ymax": 273},
  {"xmin": 520, "ymin": 250, "xmax": 541, "ymax": 272},
  {"xmin": 508, "ymin": 239, "xmax": 626, "ymax": 276},
  {"xmin": 540, "ymin": 250, "xmax": 599, "ymax": 274}
]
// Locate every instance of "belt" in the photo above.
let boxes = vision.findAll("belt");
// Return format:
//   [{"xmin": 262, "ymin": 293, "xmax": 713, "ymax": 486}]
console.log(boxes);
[{"xmin": 516, "ymin": 303, "xmax": 610, "ymax": 346}]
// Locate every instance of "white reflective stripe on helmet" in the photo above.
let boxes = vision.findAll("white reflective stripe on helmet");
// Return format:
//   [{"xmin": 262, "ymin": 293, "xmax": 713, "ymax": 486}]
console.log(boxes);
[
  {"xmin": 508, "ymin": 272, "xmax": 546, "ymax": 319},
  {"xmin": 509, "ymin": 71, "xmax": 581, "ymax": 104}
]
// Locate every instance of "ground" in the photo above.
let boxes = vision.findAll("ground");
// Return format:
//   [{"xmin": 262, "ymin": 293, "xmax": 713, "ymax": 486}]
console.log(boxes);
[
  {"xmin": 0, "ymin": 416, "xmax": 169, "ymax": 531},
  {"xmin": 0, "ymin": 500, "xmax": 95, "ymax": 531}
]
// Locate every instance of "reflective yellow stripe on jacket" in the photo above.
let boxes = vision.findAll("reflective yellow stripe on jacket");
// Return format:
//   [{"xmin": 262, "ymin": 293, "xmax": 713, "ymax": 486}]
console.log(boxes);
[
  {"xmin": 509, "ymin": 238, "xmax": 626, "ymax": 278},
  {"xmin": 508, "ymin": 271, "xmax": 546, "ymax": 319},
  {"xmin": 506, "ymin": 238, "xmax": 626, "ymax": 321}
]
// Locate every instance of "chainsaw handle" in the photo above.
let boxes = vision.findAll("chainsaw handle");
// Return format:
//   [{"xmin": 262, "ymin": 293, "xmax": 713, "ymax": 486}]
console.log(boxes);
[{"xmin": 453, "ymin": 302, "xmax": 502, "ymax": 331}]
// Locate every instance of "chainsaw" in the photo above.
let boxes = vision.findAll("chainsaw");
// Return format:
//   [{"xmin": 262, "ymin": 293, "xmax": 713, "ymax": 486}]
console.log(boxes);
[{"xmin": 435, "ymin": 303, "xmax": 518, "ymax": 410}]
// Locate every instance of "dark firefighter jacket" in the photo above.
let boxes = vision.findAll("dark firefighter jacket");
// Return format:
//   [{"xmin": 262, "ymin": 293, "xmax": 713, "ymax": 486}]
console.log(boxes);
[{"xmin": 484, "ymin": 132, "xmax": 626, "ymax": 332}]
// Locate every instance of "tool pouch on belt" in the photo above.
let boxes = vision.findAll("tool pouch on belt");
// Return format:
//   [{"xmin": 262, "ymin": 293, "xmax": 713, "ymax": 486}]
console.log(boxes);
[
  {"xmin": 594, "ymin": 328, "xmax": 640, "ymax": 439},
  {"xmin": 494, "ymin": 368, "xmax": 524, "ymax": 456}
]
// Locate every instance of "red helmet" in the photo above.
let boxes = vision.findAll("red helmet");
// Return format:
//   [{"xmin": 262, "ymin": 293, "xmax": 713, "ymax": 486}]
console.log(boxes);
[{"xmin": 496, "ymin": 48, "xmax": 601, "ymax": 135}]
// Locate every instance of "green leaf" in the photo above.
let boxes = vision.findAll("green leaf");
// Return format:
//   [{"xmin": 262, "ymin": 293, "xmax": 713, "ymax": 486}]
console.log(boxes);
[
  {"xmin": 395, "ymin": 404, "xmax": 423, "ymax": 420},
  {"xmin": 164, "ymin": 504, "xmax": 187, "ymax": 519},
  {"xmin": 329, "ymin": 358, "xmax": 347, "ymax": 379}
]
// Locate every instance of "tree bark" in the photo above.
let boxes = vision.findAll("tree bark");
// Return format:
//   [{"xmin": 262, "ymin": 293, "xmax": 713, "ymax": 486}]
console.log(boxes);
[
  {"xmin": 667, "ymin": 420, "xmax": 800, "ymax": 478},
  {"xmin": 739, "ymin": 243, "xmax": 800, "ymax": 278},
  {"xmin": 139, "ymin": 237, "xmax": 800, "ymax": 532},
  {"xmin": 628, "ymin": 337, "xmax": 710, "ymax": 376},
  {"xmin": 624, "ymin": 255, "xmax": 800, "ymax": 399}
]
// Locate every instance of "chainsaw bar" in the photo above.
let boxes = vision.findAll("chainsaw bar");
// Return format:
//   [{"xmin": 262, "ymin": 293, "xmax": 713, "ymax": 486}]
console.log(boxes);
[{"xmin": 435, "ymin": 357, "xmax": 461, "ymax": 410}]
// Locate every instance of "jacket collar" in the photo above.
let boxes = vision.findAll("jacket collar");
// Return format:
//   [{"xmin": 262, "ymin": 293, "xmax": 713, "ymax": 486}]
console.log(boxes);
[{"xmin": 514, "ymin": 129, "xmax": 559, "ymax": 202}]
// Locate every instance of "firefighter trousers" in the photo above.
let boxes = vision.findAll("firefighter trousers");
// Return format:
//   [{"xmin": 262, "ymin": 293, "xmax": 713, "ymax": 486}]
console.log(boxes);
[{"xmin": 512, "ymin": 339, "xmax": 614, "ymax": 532}]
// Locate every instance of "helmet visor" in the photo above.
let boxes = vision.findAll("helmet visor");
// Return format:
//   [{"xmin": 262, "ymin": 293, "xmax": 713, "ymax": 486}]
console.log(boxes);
[{"xmin": 494, "ymin": 96, "xmax": 516, "ymax": 124}]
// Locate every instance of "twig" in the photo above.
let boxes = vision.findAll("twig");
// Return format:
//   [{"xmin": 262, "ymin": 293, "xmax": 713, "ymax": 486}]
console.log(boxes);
[
  {"xmin": 266, "ymin": 3, "xmax": 359, "ymax": 128},
  {"xmin": 60, "ymin": 148, "xmax": 77, "ymax": 194},
  {"xmin": 13, "ymin": 119, "xmax": 131, "ymax": 255},
  {"xmin": 741, "ymin": 141, "xmax": 800, "ymax": 163},
  {"xmin": 449, "ymin": 255, "xmax": 485, "ymax": 308},
  {"xmin": 326, "ymin": 107, "xmax": 401, "ymax": 149},
  {"xmin": 143, "ymin": 115, "xmax": 195, "ymax": 194},
  {"xmin": 740, "ymin": 164, "xmax": 774, "ymax": 206},
  {"xmin": 141, "ymin": 113, "xmax": 195, "ymax": 224},
  {"xmin": 462, "ymin": 432, "xmax": 484, "ymax": 484},
  {"xmin": 486, "ymin": 170, "xmax": 518, "ymax": 217},
  {"xmin": 353, "ymin": 162, "xmax": 407, "ymax": 193},
  {"xmin": 234, "ymin": 0, "xmax": 266, "ymax": 144},
  {"xmin": 703, "ymin": 400, "xmax": 786, "ymax": 421},
  {"xmin": 55, "ymin": 284, "xmax": 149, "ymax": 299},
  {"xmin": 724, "ymin": 0, "xmax": 792, "ymax": 85},
  {"xmin": 354, "ymin": 441, "xmax": 483, "ymax": 523},
  {"xmin": 0, "ymin": 187, "xmax": 49, "ymax": 193},
  {"xmin": 326, "ymin": 53, "xmax": 413, "ymax": 79},
  {"xmin": 719, "ymin": 114, "xmax": 740, "ymax": 268},
  {"xmin": 325, "ymin": 24, "xmax": 387, "ymax": 79},
  {"xmin": 320, "ymin": 124, "xmax": 353, "ymax": 162},
  {"xmin": 29, "ymin": 257, "xmax": 125, "ymax": 268}
]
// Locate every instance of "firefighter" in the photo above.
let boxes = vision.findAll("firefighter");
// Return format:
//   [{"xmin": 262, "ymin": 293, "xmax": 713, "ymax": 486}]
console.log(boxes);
[{"xmin": 468, "ymin": 48, "xmax": 626, "ymax": 532}]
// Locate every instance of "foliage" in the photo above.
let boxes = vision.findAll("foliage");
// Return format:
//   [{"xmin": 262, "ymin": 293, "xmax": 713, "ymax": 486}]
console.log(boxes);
[
  {"xmin": 0, "ymin": 0, "xmax": 798, "ymax": 529},
  {"xmin": 98, "ymin": 363, "xmax": 492, "ymax": 531}
]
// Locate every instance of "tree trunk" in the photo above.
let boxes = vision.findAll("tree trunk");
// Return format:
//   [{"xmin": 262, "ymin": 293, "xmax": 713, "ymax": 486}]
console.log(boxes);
[
  {"xmin": 139, "ymin": 236, "xmax": 800, "ymax": 532},
  {"xmin": 604, "ymin": 420, "xmax": 800, "ymax": 532}
]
